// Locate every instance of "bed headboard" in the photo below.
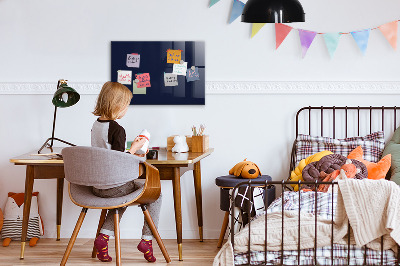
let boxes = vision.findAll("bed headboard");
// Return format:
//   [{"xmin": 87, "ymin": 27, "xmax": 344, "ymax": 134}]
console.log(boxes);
[{"xmin": 290, "ymin": 106, "xmax": 400, "ymax": 179}]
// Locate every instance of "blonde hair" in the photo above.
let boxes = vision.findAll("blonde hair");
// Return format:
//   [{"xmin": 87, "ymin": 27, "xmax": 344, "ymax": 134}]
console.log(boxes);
[{"xmin": 93, "ymin": 82, "xmax": 133, "ymax": 120}]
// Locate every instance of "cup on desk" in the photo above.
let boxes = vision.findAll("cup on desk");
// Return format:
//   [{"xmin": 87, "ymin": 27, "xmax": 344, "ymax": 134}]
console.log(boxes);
[{"xmin": 146, "ymin": 150, "xmax": 158, "ymax": 160}]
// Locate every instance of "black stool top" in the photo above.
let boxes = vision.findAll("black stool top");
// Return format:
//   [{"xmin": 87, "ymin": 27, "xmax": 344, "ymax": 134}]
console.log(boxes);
[{"xmin": 215, "ymin": 175, "xmax": 272, "ymax": 188}]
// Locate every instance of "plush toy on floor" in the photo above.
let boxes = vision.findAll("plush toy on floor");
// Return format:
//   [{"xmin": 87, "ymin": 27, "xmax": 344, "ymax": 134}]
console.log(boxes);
[
  {"xmin": 1, "ymin": 192, "xmax": 44, "ymax": 247},
  {"xmin": 229, "ymin": 159, "xmax": 261, "ymax": 179}
]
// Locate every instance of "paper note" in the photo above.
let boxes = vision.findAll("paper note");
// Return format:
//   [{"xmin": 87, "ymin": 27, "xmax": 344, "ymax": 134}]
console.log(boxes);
[
  {"xmin": 126, "ymin": 53, "xmax": 140, "ymax": 68},
  {"xmin": 117, "ymin": 70, "xmax": 132, "ymax": 85},
  {"xmin": 132, "ymin": 82, "xmax": 146, "ymax": 94},
  {"xmin": 164, "ymin": 73, "xmax": 178, "ymax": 86},
  {"xmin": 167, "ymin": 49, "xmax": 182, "ymax": 64},
  {"xmin": 135, "ymin": 73, "xmax": 151, "ymax": 88},
  {"xmin": 186, "ymin": 67, "xmax": 200, "ymax": 82},
  {"xmin": 173, "ymin": 62, "xmax": 187, "ymax": 76}
]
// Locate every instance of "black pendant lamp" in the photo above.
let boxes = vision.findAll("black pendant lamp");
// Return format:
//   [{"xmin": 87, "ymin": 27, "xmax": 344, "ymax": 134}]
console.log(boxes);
[{"xmin": 242, "ymin": 0, "xmax": 305, "ymax": 23}]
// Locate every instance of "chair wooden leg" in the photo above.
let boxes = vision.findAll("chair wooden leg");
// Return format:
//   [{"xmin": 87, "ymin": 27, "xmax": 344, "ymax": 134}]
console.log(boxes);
[
  {"xmin": 60, "ymin": 208, "xmax": 88, "ymax": 266},
  {"xmin": 114, "ymin": 210, "xmax": 121, "ymax": 266},
  {"xmin": 217, "ymin": 211, "xmax": 230, "ymax": 248},
  {"xmin": 141, "ymin": 205, "xmax": 171, "ymax": 263},
  {"xmin": 91, "ymin": 209, "xmax": 108, "ymax": 258}
]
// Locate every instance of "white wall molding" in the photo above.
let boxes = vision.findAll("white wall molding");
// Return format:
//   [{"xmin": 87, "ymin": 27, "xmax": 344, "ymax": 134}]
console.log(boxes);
[{"xmin": 0, "ymin": 81, "xmax": 400, "ymax": 95}]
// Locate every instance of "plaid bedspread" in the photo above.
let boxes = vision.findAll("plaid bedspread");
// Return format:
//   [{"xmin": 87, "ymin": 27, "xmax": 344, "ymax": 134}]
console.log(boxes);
[{"xmin": 234, "ymin": 191, "xmax": 397, "ymax": 265}]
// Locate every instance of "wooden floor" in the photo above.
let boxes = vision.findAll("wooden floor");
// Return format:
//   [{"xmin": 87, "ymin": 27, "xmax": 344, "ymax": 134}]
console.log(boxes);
[{"xmin": 0, "ymin": 239, "xmax": 221, "ymax": 265}]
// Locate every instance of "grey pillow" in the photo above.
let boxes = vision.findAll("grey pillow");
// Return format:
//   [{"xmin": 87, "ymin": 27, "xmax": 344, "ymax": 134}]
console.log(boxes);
[{"xmin": 382, "ymin": 126, "xmax": 400, "ymax": 184}]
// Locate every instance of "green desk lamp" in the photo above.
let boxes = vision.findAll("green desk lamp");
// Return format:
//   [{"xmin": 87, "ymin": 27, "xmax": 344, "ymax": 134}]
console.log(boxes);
[{"xmin": 38, "ymin": 79, "xmax": 80, "ymax": 154}]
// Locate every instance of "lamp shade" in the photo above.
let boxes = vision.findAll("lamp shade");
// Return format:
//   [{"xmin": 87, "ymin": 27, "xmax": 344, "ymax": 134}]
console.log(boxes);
[
  {"xmin": 52, "ymin": 84, "xmax": 80, "ymax": 108},
  {"xmin": 241, "ymin": 0, "xmax": 305, "ymax": 23}
]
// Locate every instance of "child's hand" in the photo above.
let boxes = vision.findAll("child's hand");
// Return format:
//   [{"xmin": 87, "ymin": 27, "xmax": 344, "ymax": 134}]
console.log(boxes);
[
  {"xmin": 134, "ymin": 148, "xmax": 149, "ymax": 157},
  {"xmin": 129, "ymin": 137, "xmax": 147, "ymax": 155}
]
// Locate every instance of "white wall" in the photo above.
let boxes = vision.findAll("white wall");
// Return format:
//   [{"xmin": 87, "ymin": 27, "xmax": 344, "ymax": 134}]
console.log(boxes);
[{"xmin": 1, "ymin": 0, "xmax": 400, "ymax": 240}]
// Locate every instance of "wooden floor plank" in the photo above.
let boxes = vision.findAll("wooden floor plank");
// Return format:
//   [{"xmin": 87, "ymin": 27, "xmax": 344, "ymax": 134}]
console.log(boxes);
[{"xmin": 0, "ymin": 239, "xmax": 222, "ymax": 265}]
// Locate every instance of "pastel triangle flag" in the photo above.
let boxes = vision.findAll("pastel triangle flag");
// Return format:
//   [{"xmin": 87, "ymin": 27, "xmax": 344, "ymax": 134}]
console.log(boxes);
[
  {"xmin": 378, "ymin": 21, "xmax": 397, "ymax": 50},
  {"xmin": 275, "ymin": 23, "xmax": 293, "ymax": 49},
  {"xmin": 351, "ymin": 29, "xmax": 370, "ymax": 55},
  {"xmin": 298, "ymin": 29, "xmax": 317, "ymax": 58},
  {"xmin": 323, "ymin": 33, "xmax": 341, "ymax": 58},
  {"xmin": 209, "ymin": 0, "xmax": 220, "ymax": 7},
  {"xmin": 229, "ymin": 0, "xmax": 245, "ymax": 24},
  {"xmin": 251, "ymin": 23, "xmax": 266, "ymax": 38}
]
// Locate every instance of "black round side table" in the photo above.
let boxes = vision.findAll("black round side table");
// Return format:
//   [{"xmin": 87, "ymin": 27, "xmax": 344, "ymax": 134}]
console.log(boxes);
[{"xmin": 215, "ymin": 175, "xmax": 275, "ymax": 248}]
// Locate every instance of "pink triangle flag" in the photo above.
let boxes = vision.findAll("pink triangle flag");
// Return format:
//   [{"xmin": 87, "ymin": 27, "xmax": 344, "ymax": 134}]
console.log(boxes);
[
  {"xmin": 298, "ymin": 29, "xmax": 317, "ymax": 58},
  {"xmin": 275, "ymin": 23, "xmax": 293, "ymax": 49},
  {"xmin": 378, "ymin": 21, "xmax": 398, "ymax": 50}
]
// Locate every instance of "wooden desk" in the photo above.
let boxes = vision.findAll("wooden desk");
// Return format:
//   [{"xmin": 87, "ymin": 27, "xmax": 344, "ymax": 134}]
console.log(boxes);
[
  {"xmin": 9, "ymin": 148, "xmax": 64, "ymax": 260},
  {"xmin": 10, "ymin": 147, "xmax": 213, "ymax": 261}
]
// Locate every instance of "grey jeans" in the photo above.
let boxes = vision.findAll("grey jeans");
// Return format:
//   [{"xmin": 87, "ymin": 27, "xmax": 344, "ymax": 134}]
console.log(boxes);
[{"xmin": 92, "ymin": 180, "xmax": 162, "ymax": 240}]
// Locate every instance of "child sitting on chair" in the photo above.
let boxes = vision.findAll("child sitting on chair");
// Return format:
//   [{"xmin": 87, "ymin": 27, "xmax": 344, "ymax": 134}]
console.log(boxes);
[{"xmin": 91, "ymin": 81, "xmax": 162, "ymax": 263}]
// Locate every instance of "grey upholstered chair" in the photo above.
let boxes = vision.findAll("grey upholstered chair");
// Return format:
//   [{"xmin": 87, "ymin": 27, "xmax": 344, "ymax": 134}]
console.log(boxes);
[{"xmin": 60, "ymin": 146, "xmax": 171, "ymax": 265}]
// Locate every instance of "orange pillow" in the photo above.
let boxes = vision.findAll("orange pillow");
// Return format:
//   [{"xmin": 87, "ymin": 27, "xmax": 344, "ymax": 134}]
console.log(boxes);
[{"xmin": 347, "ymin": 146, "xmax": 391, "ymax": 180}]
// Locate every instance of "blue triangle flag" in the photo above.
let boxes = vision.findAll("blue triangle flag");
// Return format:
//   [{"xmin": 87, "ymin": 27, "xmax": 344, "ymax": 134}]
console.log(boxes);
[
  {"xmin": 209, "ymin": 0, "xmax": 220, "ymax": 7},
  {"xmin": 323, "ymin": 33, "xmax": 341, "ymax": 58},
  {"xmin": 229, "ymin": 0, "xmax": 245, "ymax": 24},
  {"xmin": 351, "ymin": 29, "xmax": 370, "ymax": 55}
]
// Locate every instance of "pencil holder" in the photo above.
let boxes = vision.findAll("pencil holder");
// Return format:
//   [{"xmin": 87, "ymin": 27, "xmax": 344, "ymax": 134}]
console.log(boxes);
[{"xmin": 191, "ymin": 135, "xmax": 209, "ymax": 153}]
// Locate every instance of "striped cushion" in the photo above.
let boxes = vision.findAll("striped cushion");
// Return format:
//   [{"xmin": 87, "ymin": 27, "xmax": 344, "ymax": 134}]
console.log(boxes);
[
  {"xmin": 295, "ymin": 131, "xmax": 385, "ymax": 166},
  {"xmin": 1, "ymin": 217, "xmax": 40, "ymax": 240}
]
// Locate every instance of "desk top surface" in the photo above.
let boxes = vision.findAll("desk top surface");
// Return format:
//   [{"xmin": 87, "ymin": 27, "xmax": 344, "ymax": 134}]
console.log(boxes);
[{"xmin": 10, "ymin": 147, "xmax": 214, "ymax": 166}]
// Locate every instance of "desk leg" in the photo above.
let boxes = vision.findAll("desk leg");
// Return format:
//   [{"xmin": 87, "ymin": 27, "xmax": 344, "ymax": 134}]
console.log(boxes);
[
  {"xmin": 56, "ymin": 178, "xmax": 64, "ymax": 241},
  {"xmin": 20, "ymin": 165, "xmax": 34, "ymax": 259},
  {"xmin": 193, "ymin": 161, "xmax": 203, "ymax": 242},
  {"xmin": 172, "ymin": 167, "xmax": 183, "ymax": 261}
]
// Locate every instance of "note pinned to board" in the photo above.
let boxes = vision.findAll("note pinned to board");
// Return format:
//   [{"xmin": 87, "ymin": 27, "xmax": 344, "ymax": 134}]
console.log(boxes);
[
  {"xmin": 135, "ymin": 73, "xmax": 151, "ymax": 88},
  {"xmin": 167, "ymin": 49, "xmax": 182, "ymax": 64},
  {"xmin": 132, "ymin": 82, "xmax": 147, "ymax": 94},
  {"xmin": 186, "ymin": 66, "xmax": 200, "ymax": 82},
  {"xmin": 117, "ymin": 70, "xmax": 132, "ymax": 85},
  {"xmin": 164, "ymin": 73, "xmax": 178, "ymax": 87},
  {"xmin": 126, "ymin": 53, "xmax": 140, "ymax": 68},
  {"xmin": 173, "ymin": 62, "xmax": 187, "ymax": 76}
]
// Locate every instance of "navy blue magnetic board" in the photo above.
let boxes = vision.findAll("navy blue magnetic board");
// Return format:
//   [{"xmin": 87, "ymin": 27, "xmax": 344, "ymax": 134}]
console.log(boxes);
[{"xmin": 111, "ymin": 41, "xmax": 205, "ymax": 105}]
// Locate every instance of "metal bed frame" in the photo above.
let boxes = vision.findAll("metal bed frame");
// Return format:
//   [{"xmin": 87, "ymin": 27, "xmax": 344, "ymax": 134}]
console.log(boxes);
[{"xmin": 230, "ymin": 106, "xmax": 400, "ymax": 266}]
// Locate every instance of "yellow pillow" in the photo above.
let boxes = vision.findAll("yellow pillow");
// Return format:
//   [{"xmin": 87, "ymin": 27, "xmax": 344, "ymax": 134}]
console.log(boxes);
[{"xmin": 290, "ymin": 150, "xmax": 333, "ymax": 191}]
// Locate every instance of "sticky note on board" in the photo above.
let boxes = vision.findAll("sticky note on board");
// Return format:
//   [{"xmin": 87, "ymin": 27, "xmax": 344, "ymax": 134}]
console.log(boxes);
[
  {"xmin": 167, "ymin": 49, "xmax": 182, "ymax": 64},
  {"xmin": 186, "ymin": 67, "xmax": 200, "ymax": 82},
  {"xmin": 173, "ymin": 62, "xmax": 188, "ymax": 76},
  {"xmin": 117, "ymin": 70, "xmax": 132, "ymax": 85},
  {"xmin": 126, "ymin": 53, "xmax": 140, "ymax": 68},
  {"xmin": 135, "ymin": 73, "xmax": 151, "ymax": 88},
  {"xmin": 164, "ymin": 73, "xmax": 178, "ymax": 86},
  {"xmin": 132, "ymin": 82, "xmax": 147, "ymax": 94}
]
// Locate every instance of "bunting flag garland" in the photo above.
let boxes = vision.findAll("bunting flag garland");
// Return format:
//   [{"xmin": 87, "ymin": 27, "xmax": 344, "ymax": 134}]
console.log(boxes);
[
  {"xmin": 229, "ymin": 0, "xmax": 245, "ymax": 24},
  {"xmin": 351, "ymin": 29, "xmax": 370, "ymax": 55},
  {"xmin": 251, "ymin": 23, "xmax": 266, "ymax": 38},
  {"xmin": 275, "ymin": 23, "xmax": 293, "ymax": 49},
  {"xmin": 298, "ymin": 29, "xmax": 317, "ymax": 58},
  {"xmin": 209, "ymin": 0, "xmax": 220, "ymax": 8},
  {"xmin": 323, "ymin": 33, "xmax": 341, "ymax": 58},
  {"xmin": 378, "ymin": 21, "xmax": 398, "ymax": 50},
  {"xmin": 207, "ymin": 5, "xmax": 400, "ymax": 57}
]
